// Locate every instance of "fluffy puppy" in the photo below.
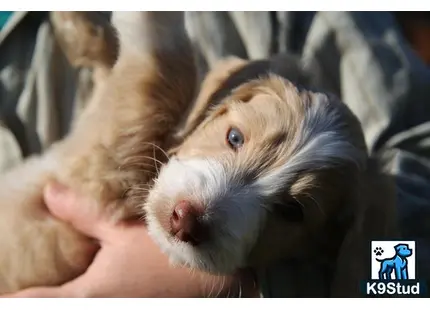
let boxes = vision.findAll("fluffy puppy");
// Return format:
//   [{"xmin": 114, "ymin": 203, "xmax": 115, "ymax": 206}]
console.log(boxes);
[
  {"xmin": 144, "ymin": 54, "xmax": 398, "ymax": 297},
  {"xmin": 0, "ymin": 12, "xmax": 197, "ymax": 294}
]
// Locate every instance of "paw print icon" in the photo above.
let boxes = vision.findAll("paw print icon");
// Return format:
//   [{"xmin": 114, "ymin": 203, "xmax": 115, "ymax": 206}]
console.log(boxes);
[{"xmin": 374, "ymin": 247, "xmax": 384, "ymax": 256}]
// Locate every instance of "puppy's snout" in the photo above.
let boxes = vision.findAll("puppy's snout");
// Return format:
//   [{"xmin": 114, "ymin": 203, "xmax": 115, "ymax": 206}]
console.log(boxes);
[{"xmin": 170, "ymin": 201, "xmax": 208, "ymax": 245}]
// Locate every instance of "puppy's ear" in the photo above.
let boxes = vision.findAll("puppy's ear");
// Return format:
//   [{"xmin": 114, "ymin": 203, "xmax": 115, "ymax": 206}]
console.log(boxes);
[
  {"xmin": 50, "ymin": 12, "xmax": 117, "ymax": 72},
  {"xmin": 330, "ymin": 157, "xmax": 398, "ymax": 297},
  {"xmin": 175, "ymin": 56, "xmax": 248, "ymax": 141}
]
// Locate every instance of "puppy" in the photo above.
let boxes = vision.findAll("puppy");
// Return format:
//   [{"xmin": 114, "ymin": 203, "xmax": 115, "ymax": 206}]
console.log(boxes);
[
  {"xmin": 144, "ymin": 54, "xmax": 398, "ymax": 296},
  {"xmin": 0, "ymin": 12, "xmax": 197, "ymax": 294}
]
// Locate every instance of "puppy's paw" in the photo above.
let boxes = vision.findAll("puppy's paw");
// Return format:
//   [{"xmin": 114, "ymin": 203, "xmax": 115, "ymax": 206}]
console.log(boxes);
[{"xmin": 50, "ymin": 11, "xmax": 117, "ymax": 68}]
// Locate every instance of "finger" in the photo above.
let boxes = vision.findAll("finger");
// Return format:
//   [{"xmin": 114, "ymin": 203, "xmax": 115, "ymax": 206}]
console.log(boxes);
[{"xmin": 44, "ymin": 182, "xmax": 102, "ymax": 238}]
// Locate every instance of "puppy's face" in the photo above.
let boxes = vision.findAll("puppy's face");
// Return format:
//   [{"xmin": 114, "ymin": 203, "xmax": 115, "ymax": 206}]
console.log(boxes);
[{"xmin": 145, "ymin": 76, "xmax": 367, "ymax": 274}]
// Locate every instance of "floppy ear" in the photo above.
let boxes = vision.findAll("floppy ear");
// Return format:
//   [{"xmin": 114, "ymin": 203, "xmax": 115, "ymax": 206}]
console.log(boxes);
[
  {"xmin": 330, "ymin": 157, "xmax": 399, "ymax": 297},
  {"xmin": 174, "ymin": 56, "xmax": 248, "ymax": 141}
]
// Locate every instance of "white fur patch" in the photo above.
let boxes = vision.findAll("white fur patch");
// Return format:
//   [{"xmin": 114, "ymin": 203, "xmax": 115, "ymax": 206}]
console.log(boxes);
[{"xmin": 144, "ymin": 158, "xmax": 266, "ymax": 274}]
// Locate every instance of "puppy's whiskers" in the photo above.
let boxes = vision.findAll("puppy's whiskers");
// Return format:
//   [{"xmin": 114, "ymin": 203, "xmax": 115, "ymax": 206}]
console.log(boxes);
[
  {"xmin": 307, "ymin": 194, "xmax": 325, "ymax": 217},
  {"xmin": 205, "ymin": 274, "xmax": 216, "ymax": 298},
  {"xmin": 141, "ymin": 142, "xmax": 171, "ymax": 161},
  {"xmin": 124, "ymin": 183, "xmax": 155, "ymax": 217},
  {"xmin": 118, "ymin": 161, "xmax": 158, "ymax": 175},
  {"xmin": 123, "ymin": 181, "xmax": 153, "ymax": 193},
  {"xmin": 122, "ymin": 155, "xmax": 165, "ymax": 167},
  {"xmin": 215, "ymin": 275, "xmax": 227, "ymax": 298},
  {"xmin": 152, "ymin": 147, "xmax": 160, "ymax": 175},
  {"xmin": 237, "ymin": 277, "xmax": 243, "ymax": 298},
  {"xmin": 139, "ymin": 195, "xmax": 170, "ymax": 218}
]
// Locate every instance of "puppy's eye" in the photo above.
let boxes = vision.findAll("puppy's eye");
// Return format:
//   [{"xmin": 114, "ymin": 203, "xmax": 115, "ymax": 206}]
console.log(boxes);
[
  {"xmin": 226, "ymin": 127, "xmax": 244, "ymax": 149},
  {"xmin": 272, "ymin": 201, "xmax": 304, "ymax": 222}
]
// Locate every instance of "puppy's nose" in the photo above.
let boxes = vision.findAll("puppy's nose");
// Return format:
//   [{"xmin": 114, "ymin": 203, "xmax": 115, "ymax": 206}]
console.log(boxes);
[{"xmin": 170, "ymin": 201, "xmax": 207, "ymax": 245}]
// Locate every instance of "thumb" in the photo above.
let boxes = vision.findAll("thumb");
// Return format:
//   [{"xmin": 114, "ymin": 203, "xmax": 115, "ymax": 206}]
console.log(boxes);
[{"xmin": 44, "ymin": 182, "xmax": 102, "ymax": 238}]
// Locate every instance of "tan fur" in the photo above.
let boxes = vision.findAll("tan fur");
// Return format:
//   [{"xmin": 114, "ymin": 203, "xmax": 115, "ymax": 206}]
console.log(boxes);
[
  {"xmin": 174, "ymin": 56, "xmax": 247, "ymax": 142},
  {"xmin": 0, "ymin": 12, "xmax": 197, "ymax": 294},
  {"xmin": 145, "ymin": 56, "xmax": 398, "ymax": 296}
]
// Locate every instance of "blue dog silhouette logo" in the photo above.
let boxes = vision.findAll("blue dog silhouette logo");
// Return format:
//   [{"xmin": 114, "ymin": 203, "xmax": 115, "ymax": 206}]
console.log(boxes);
[
  {"xmin": 365, "ymin": 241, "xmax": 421, "ymax": 296},
  {"xmin": 374, "ymin": 243, "xmax": 413, "ymax": 280}
]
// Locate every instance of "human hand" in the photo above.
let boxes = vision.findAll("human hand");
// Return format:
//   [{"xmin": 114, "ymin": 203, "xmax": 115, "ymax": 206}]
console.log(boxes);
[{"xmin": 2, "ymin": 182, "xmax": 259, "ymax": 298}]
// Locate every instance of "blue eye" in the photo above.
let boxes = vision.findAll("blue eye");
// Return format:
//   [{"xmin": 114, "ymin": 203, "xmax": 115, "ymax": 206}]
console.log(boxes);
[{"xmin": 226, "ymin": 127, "xmax": 244, "ymax": 149}]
